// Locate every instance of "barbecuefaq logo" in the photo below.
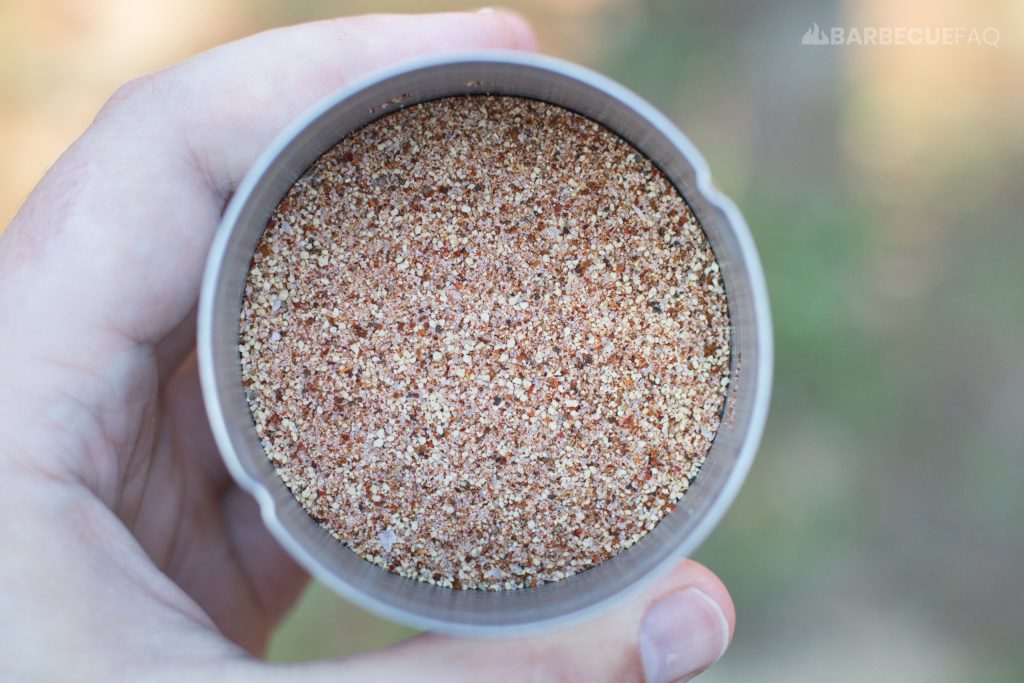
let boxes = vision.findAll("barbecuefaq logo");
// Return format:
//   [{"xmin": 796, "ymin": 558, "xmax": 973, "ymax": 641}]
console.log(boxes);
[
  {"xmin": 802, "ymin": 22, "xmax": 830, "ymax": 46},
  {"xmin": 801, "ymin": 22, "xmax": 1000, "ymax": 47}
]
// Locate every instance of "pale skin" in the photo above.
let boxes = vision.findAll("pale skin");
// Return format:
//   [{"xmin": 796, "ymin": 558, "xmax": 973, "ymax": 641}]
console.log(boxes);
[{"xmin": 0, "ymin": 11, "xmax": 734, "ymax": 682}]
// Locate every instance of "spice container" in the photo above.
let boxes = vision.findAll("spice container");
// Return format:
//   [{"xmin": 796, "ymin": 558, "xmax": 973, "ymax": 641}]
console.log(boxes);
[{"xmin": 198, "ymin": 51, "xmax": 772, "ymax": 636}]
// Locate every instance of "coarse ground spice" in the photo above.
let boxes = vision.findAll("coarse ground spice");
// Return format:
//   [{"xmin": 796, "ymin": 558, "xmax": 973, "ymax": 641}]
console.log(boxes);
[{"xmin": 239, "ymin": 96, "xmax": 731, "ymax": 590}]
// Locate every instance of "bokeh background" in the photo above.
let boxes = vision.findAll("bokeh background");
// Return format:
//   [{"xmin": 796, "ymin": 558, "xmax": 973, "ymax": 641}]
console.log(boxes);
[{"xmin": 3, "ymin": 1, "xmax": 1021, "ymax": 680}]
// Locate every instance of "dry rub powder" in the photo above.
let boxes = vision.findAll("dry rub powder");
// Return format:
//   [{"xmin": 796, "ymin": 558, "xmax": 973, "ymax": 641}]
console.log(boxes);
[{"xmin": 239, "ymin": 96, "xmax": 731, "ymax": 590}]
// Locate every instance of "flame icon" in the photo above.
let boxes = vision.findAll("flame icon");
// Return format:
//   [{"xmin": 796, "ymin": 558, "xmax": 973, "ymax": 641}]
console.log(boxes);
[{"xmin": 802, "ymin": 22, "xmax": 830, "ymax": 45}]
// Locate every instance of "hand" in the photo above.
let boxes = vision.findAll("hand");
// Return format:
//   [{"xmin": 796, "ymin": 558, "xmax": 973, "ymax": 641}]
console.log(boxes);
[{"xmin": 0, "ymin": 10, "xmax": 734, "ymax": 682}]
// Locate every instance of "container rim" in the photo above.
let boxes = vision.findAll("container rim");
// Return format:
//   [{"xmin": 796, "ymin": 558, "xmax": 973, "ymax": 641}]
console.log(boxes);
[{"xmin": 198, "ymin": 50, "xmax": 773, "ymax": 636}]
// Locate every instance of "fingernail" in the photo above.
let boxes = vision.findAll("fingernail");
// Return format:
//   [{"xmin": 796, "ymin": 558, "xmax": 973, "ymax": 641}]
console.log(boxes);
[{"xmin": 639, "ymin": 587, "xmax": 730, "ymax": 683}]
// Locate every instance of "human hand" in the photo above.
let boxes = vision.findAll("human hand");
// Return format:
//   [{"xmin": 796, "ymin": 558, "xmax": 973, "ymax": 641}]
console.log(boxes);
[{"xmin": 0, "ymin": 10, "xmax": 734, "ymax": 682}]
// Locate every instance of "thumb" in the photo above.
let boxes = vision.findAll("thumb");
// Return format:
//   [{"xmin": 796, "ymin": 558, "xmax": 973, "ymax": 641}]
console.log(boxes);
[
  {"xmin": 98, "ymin": 9, "xmax": 539, "ymax": 194},
  {"xmin": 238, "ymin": 560, "xmax": 734, "ymax": 683}
]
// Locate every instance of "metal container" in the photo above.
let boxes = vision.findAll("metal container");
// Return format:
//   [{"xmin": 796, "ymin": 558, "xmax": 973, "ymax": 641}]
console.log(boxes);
[{"xmin": 198, "ymin": 51, "xmax": 772, "ymax": 637}]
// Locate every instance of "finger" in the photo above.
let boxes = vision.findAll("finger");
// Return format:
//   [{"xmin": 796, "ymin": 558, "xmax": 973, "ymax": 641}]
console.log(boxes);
[
  {"xmin": 222, "ymin": 485, "xmax": 309, "ymax": 626},
  {"xmin": 155, "ymin": 302, "xmax": 198, "ymax": 382},
  {"xmin": 231, "ymin": 559, "xmax": 734, "ymax": 683},
  {"xmin": 164, "ymin": 351, "xmax": 230, "ymax": 492},
  {"xmin": 128, "ymin": 354, "xmax": 306, "ymax": 654}
]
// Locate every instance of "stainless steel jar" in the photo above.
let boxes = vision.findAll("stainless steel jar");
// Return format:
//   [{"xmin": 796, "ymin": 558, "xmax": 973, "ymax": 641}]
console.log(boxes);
[{"xmin": 198, "ymin": 51, "xmax": 772, "ymax": 636}]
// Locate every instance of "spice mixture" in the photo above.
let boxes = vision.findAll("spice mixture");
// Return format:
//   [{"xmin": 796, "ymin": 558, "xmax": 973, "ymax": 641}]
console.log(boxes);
[{"xmin": 239, "ymin": 96, "xmax": 731, "ymax": 590}]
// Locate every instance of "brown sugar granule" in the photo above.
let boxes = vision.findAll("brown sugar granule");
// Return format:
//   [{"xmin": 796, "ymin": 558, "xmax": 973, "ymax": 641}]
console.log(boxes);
[{"xmin": 239, "ymin": 96, "xmax": 731, "ymax": 590}]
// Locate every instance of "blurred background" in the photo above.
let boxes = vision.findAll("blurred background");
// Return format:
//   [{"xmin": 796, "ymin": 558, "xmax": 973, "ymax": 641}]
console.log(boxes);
[{"xmin": 2, "ymin": 0, "xmax": 1021, "ymax": 680}]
